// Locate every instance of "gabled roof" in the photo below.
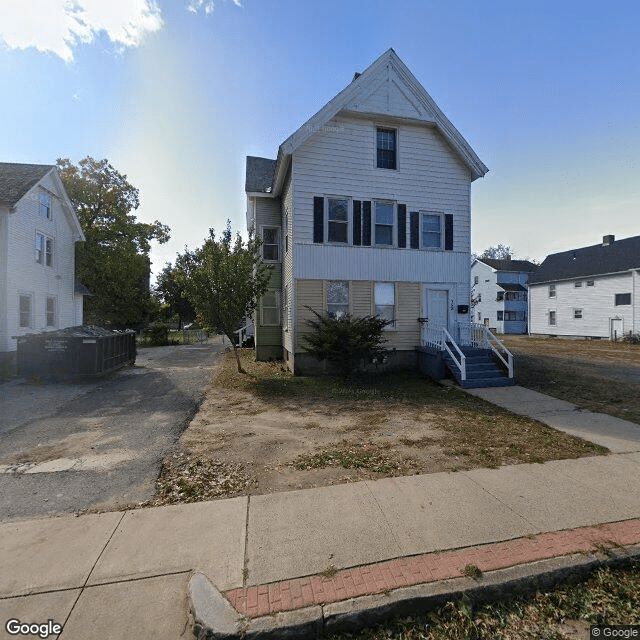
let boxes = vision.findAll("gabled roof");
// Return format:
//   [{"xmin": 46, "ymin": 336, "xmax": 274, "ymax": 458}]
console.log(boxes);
[
  {"xmin": 477, "ymin": 258, "xmax": 539, "ymax": 273},
  {"xmin": 247, "ymin": 48, "xmax": 488, "ymax": 197},
  {"xmin": 245, "ymin": 156, "xmax": 276, "ymax": 194},
  {"xmin": 0, "ymin": 162, "xmax": 55, "ymax": 206},
  {"xmin": 529, "ymin": 235, "xmax": 640, "ymax": 284}
]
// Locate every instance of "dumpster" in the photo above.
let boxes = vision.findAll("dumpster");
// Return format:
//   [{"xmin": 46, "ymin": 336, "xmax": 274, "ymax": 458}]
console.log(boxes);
[{"xmin": 16, "ymin": 326, "xmax": 136, "ymax": 381}]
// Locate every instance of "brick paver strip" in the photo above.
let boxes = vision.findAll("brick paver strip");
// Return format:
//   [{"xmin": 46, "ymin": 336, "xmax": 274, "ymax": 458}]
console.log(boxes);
[{"xmin": 226, "ymin": 518, "xmax": 640, "ymax": 617}]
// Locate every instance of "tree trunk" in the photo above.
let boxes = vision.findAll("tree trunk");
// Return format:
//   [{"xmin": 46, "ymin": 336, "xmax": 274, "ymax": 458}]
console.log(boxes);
[{"xmin": 233, "ymin": 344, "xmax": 245, "ymax": 374}]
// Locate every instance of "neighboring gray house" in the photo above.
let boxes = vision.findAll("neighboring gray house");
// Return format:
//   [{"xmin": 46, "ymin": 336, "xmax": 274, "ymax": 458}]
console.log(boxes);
[
  {"xmin": 0, "ymin": 163, "xmax": 85, "ymax": 367},
  {"xmin": 471, "ymin": 257, "xmax": 539, "ymax": 334},
  {"xmin": 528, "ymin": 234, "xmax": 640, "ymax": 339},
  {"xmin": 245, "ymin": 48, "xmax": 508, "ymax": 381}
]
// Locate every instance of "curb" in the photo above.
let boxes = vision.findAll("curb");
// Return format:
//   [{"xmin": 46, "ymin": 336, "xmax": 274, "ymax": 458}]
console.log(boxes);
[{"xmin": 189, "ymin": 544, "xmax": 640, "ymax": 639}]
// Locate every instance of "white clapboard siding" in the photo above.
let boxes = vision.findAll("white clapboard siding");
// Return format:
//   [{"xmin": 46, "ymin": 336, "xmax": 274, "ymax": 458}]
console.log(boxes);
[
  {"xmin": 529, "ymin": 272, "xmax": 636, "ymax": 338},
  {"xmin": 2, "ymin": 170, "xmax": 81, "ymax": 351}
]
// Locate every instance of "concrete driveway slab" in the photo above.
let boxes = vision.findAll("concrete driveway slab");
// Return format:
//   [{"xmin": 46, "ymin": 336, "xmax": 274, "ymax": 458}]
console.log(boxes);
[
  {"xmin": 246, "ymin": 482, "xmax": 402, "ymax": 585},
  {"xmin": 539, "ymin": 412, "xmax": 640, "ymax": 453},
  {"xmin": 543, "ymin": 456, "xmax": 640, "ymax": 516},
  {"xmin": 88, "ymin": 499, "xmax": 246, "ymax": 591},
  {"xmin": 61, "ymin": 573, "xmax": 191, "ymax": 640},
  {"xmin": 0, "ymin": 589, "xmax": 80, "ymax": 638},
  {"xmin": 0, "ymin": 512, "xmax": 122, "ymax": 597},
  {"xmin": 366, "ymin": 472, "xmax": 535, "ymax": 556},
  {"xmin": 463, "ymin": 461, "xmax": 627, "ymax": 532}
]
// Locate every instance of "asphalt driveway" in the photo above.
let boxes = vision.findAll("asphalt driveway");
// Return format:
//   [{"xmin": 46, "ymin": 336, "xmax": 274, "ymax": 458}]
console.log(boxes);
[{"xmin": 0, "ymin": 338, "xmax": 225, "ymax": 522}]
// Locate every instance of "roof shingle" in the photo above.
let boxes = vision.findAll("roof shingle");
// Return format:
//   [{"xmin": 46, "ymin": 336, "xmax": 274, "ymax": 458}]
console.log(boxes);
[
  {"xmin": 245, "ymin": 156, "xmax": 276, "ymax": 193},
  {"xmin": 0, "ymin": 162, "xmax": 54, "ymax": 207}
]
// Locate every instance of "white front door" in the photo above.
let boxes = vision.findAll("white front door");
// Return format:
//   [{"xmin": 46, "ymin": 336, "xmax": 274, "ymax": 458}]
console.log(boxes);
[
  {"xmin": 611, "ymin": 318, "xmax": 623, "ymax": 340},
  {"xmin": 423, "ymin": 288, "xmax": 449, "ymax": 343}
]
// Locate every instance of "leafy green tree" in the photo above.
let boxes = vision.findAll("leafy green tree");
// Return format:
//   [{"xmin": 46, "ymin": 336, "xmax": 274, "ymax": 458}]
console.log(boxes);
[
  {"xmin": 474, "ymin": 244, "xmax": 514, "ymax": 261},
  {"xmin": 303, "ymin": 309, "xmax": 391, "ymax": 379},
  {"xmin": 176, "ymin": 222, "xmax": 271, "ymax": 373},
  {"xmin": 57, "ymin": 157, "xmax": 170, "ymax": 328},
  {"xmin": 154, "ymin": 262, "xmax": 195, "ymax": 329}
]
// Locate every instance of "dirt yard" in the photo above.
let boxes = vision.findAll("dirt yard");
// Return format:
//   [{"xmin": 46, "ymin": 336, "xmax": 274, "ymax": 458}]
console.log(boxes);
[
  {"xmin": 145, "ymin": 349, "xmax": 606, "ymax": 506},
  {"xmin": 502, "ymin": 335, "xmax": 640, "ymax": 425}
]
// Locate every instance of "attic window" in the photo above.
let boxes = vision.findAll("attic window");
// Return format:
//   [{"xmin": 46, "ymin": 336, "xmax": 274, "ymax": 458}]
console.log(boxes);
[
  {"xmin": 39, "ymin": 193, "xmax": 51, "ymax": 219},
  {"xmin": 376, "ymin": 128, "xmax": 396, "ymax": 169}
]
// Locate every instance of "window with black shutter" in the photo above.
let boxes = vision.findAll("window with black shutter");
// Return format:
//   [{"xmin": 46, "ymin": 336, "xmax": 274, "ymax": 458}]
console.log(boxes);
[
  {"xmin": 397, "ymin": 204, "xmax": 406, "ymax": 248},
  {"xmin": 362, "ymin": 201, "xmax": 372, "ymax": 246}
]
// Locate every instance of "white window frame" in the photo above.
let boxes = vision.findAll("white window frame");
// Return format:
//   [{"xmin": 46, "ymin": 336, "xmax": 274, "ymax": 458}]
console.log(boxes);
[
  {"xmin": 548, "ymin": 310, "xmax": 557, "ymax": 326},
  {"xmin": 421, "ymin": 211, "xmax": 443, "ymax": 250},
  {"xmin": 374, "ymin": 282, "xmax": 395, "ymax": 329},
  {"xmin": 35, "ymin": 232, "xmax": 54, "ymax": 267},
  {"xmin": 549, "ymin": 284, "xmax": 556, "ymax": 298},
  {"xmin": 260, "ymin": 291, "xmax": 280, "ymax": 326},
  {"xmin": 46, "ymin": 296, "xmax": 57, "ymax": 327},
  {"xmin": 261, "ymin": 227, "xmax": 280, "ymax": 262},
  {"xmin": 39, "ymin": 192, "xmax": 51, "ymax": 219},
  {"xmin": 615, "ymin": 293, "xmax": 631, "ymax": 306},
  {"xmin": 374, "ymin": 200, "xmax": 394, "ymax": 247},
  {"xmin": 326, "ymin": 280, "xmax": 349, "ymax": 319},
  {"xmin": 326, "ymin": 197, "xmax": 349, "ymax": 244},
  {"xmin": 19, "ymin": 293, "xmax": 33, "ymax": 328},
  {"xmin": 375, "ymin": 126, "xmax": 397, "ymax": 170}
]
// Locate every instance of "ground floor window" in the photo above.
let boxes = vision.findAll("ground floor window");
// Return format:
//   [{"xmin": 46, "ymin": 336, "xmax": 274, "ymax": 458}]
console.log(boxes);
[
  {"xmin": 46, "ymin": 296, "xmax": 57, "ymax": 327},
  {"xmin": 497, "ymin": 311, "xmax": 504, "ymax": 321},
  {"xmin": 327, "ymin": 281, "xmax": 349, "ymax": 318},
  {"xmin": 261, "ymin": 291, "xmax": 280, "ymax": 325},
  {"xmin": 19, "ymin": 294, "xmax": 32, "ymax": 328},
  {"xmin": 374, "ymin": 282, "xmax": 395, "ymax": 327},
  {"xmin": 548, "ymin": 310, "xmax": 556, "ymax": 326},
  {"xmin": 615, "ymin": 293, "xmax": 631, "ymax": 306}
]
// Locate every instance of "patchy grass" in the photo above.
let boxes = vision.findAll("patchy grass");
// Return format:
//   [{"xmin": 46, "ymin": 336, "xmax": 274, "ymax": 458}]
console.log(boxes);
[
  {"xmin": 503, "ymin": 336, "xmax": 640, "ymax": 425},
  {"xmin": 326, "ymin": 562, "xmax": 640, "ymax": 639}
]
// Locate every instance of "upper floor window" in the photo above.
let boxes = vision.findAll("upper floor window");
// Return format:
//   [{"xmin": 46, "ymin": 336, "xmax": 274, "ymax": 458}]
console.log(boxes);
[
  {"xmin": 39, "ymin": 193, "xmax": 51, "ymax": 219},
  {"xmin": 376, "ymin": 128, "xmax": 396, "ymax": 169},
  {"xmin": 574, "ymin": 281, "xmax": 583, "ymax": 288},
  {"xmin": 587, "ymin": 280, "xmax": 595, "ymax": 287},
  {"xmin": 35, "ymin": 233, "xmax": 53, "ymax": 267},
  {"xmin": 327, "ymin": 280, "xmax": 349, "ymax": 319},
  {"xmin": 422, "ymin": 213, "xmax": 441, "ymax": 248},
  {"xmin": 262, "ymin": 227, "xmax": 279, "ymax": 261},
  {"xmin": 474, "ymin": 276, "xmax": 479, "ymax": 285},
  {"xmin": 328, "ymin": 198, "xmax": 348, "ymax": 243},
  {"xmin": 374, "ymin": 201, "xmax": 394, "ymax": 246},
  {"xmin": 549, "ymin": 284, "xmax": 556, "ymax": 298},
  {"xmin": 615, "ymin": 293, "xmax": 631, "ymax": 306}
]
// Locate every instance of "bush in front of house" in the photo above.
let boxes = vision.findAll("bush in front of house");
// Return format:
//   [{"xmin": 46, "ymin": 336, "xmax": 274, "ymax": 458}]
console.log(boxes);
[
  {"xmin": 622, "ymin": 331, "xmax": 640, "ymax": 345},
  {"xmin": 302, "ymin": 308, "xmax": 390, "ymax": 379}
]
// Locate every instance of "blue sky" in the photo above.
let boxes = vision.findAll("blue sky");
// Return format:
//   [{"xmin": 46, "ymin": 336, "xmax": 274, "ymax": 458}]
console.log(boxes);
[{"xmin": 1, "ymin": 0, "xmax": 638, "ymax": 277}]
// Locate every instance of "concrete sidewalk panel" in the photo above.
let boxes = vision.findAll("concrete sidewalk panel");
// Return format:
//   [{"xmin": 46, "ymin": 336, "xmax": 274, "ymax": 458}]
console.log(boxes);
[
  {"xmin": 88, "ymin": 499, "xmax": 247, "ymax": 591},
  {"xmin": 366, "ymin": 472, "xmax": 535, "ymax": 556},
  {"xmin": 60, "ymin": 573, "xmax": 191, "ymax": 640},
  {"xmin": 464, "ymin": 461, "xmax": 627, "ymax": 532},
  {"xmin": 0, "ymin": 589, "xmax": 80, "ymax": 638},
  {"xmin": 467, "ymin": 386, "xmax": 577, "ymax": 415},
  {"xmin": 0, "ymin": 512, "xmax": 122, "ymax": 597},
  {"xmin": 246, "ymin": 482, "xmax": 402, "ymax": 585},
  {"xmin": 543, "ymin": 455, "xmax": 640, "ymax": 516},
  {"xmin": 537, "ymin": 412, "xmax": 640, "ymax": 453}
]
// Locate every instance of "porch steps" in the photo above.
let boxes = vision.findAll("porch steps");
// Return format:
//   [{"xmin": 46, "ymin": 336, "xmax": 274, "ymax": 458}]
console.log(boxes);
[{"xmin": 443, "ymin": 346, "xmax": 515, "ymax": 389}]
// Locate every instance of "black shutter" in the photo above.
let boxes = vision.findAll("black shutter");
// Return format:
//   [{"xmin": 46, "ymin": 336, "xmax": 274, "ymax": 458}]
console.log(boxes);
[
  {"xmin": 362, "ymin": 201, "xmax": 372, "ymax": 246},
  {"xmin": 410, "ymin": 212, "xmax": 419, "ymax": 249},
  {"xmin": 397, "ymin": 204, "xmax": 406, "ymax": 248},
  {"xmin": 353, "ymin": 200, "xmax": 362, "ymax": 246},
  {"xmin": 313, "ymin": 196, "xmax": 324, "ymax": 243},
  {"xmin": 444, "ymin": 214, "xmax": 453, "ymax": 250}
]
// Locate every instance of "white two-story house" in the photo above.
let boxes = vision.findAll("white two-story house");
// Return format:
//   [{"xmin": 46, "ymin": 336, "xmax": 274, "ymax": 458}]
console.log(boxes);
[
  {"xmin": 246, "ymin": 49, "xmax": 490, "ymax": 375},
  {"xmin": 471, "ymin": 258, "xmax": 539, "ymax": 334},
  {"xmin": 529, "ymin": 234, "xmax": 640, "ymax": 339},
  {"xmin": 0, "ymin": 163, "xmax": 85, "ymax": 368}
]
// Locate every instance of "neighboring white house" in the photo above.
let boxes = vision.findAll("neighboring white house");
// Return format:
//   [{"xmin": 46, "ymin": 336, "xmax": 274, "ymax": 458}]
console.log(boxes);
[
  {"xmin": 471, "ymin": 258, "xmax": 539, "ymax": 334},
  {"xmin": 528, "ymin": 234, "xmax": 640, "ymax": 339},
  {"xmin": 0, "ymin": 163, "xmax": 85, "ymax": 365},
  {"xmin": 245, "ymin": 49, "xmax": 489, "ymax": 373}
]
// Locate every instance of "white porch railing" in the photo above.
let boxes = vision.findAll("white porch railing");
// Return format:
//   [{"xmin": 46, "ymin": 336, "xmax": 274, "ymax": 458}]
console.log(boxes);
[
  {"xmin": 467, "ymin": 322, "xmax": 514, "ymax": 378},
  {"xmin": 420, "ymin": 325, "xmax": 467, "ymax": 382},
  {"xmin": 234, "ymin": 324, "xmax": 249, "ymax": 346}
]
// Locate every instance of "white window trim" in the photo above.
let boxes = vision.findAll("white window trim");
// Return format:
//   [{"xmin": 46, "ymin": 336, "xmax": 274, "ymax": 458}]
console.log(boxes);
[
  {"xmin": 420, "ymin": 211, "xmax": 444, "ymax": 250},
  {"xmin": 373, "ymin": 200, "xmax": 395, "ymax": 247},
  {"xmin": 614, "ymin": 293, "xmax": 632, "ymax": 306},
  {"xmin": 326, "ymin": 280, "xmax": 350, "ymax": 318},
  {"xmin": 260, "ymin": 291, "xmax": 281, "ymax": 326},
  {"xmin": 374, "ymin": 282, "xmax": 396, "ymax": 330},
  {"xmin": 548, "ymin": 310, "xmax": 557, "ymax": 326},
  {"xmin": 18, "ymin": 292, "xmax": 33, "ymax": 329},
  {"xmin": 260, "ymin": 226, "xmax": 280, "ymax": 263},
  {"xmin": 35, "ymin": 231, "xmax": 54, "ymax": 267},
  {"xmin": 39, "ymin": 192, "xmax": 52, "ymax": 219},
  {"xmin": 548, "ymin": 284, "xmax": 556, "ymax": 298},
  {"xmin": 325, "ymin": 196, "xmax": 350, "ymax": 245},
  {"xmin": 46, "ymin": 296, "xmax": 57, "ymax": 327},
  {"xmin": 374, "ymin": 125, "xmax": 399, "ymax": 171}
]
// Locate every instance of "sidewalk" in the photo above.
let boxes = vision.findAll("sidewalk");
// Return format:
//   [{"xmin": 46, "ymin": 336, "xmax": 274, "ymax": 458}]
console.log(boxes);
[{"xmin": 2, "ymin": 450, "xmax": 640, "ymax": 639}]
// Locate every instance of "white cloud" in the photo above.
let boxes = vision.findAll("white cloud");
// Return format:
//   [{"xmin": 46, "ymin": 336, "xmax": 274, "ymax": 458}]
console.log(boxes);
[
  {"xmin": 187, "ymin": 0, "xmax": 241, "ymax": 16},
  {"xmin": 0, "ymin": 0, "xmax": 163, "ymax": 62}
]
